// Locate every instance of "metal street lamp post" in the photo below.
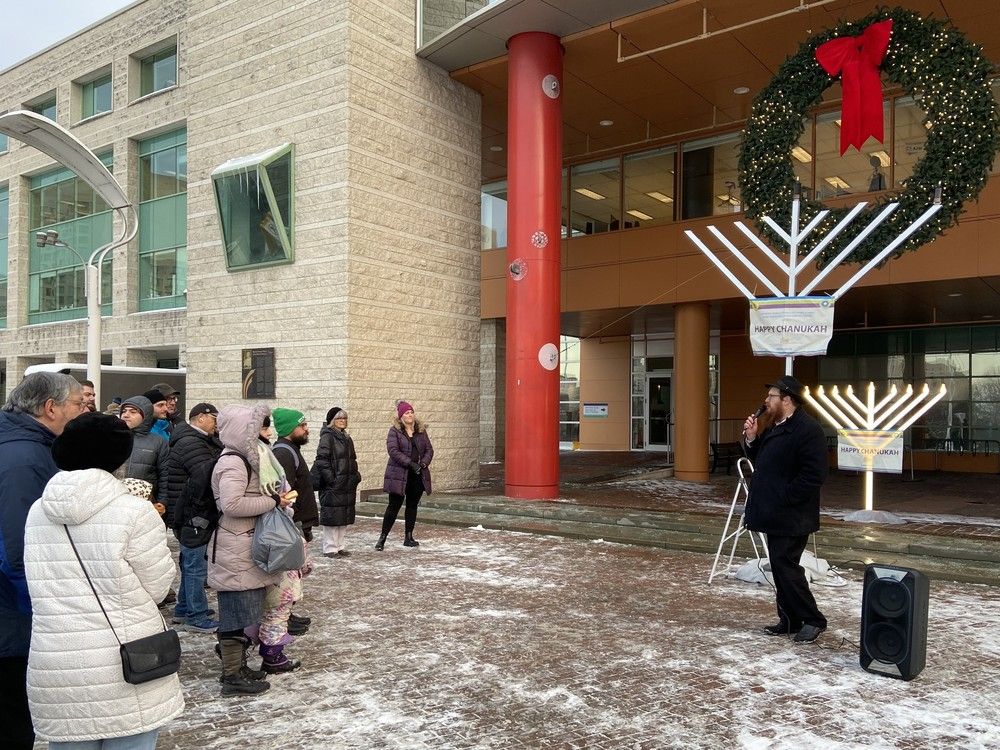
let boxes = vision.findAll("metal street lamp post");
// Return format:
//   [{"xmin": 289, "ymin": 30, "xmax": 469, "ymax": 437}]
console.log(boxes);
[
  {"xmin": 34, "ymin": 230, "xmax": 115, "ymax": 396},
  {"xmin": 0, "ymin": 110, "xmax": 135, "ymax": 404}
]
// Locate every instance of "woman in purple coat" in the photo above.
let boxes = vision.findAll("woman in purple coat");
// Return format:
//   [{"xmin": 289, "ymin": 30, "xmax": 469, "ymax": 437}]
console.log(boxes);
[{"xmin": 376, "ymin": 401, "xmax": 433, "ymax": 550}]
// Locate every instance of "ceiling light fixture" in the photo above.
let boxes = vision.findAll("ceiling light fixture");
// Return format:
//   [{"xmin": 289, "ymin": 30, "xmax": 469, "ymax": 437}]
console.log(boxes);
[
  {"xmin": 733, "ymin": 86, "xmax": 750, "ymax": 95},
  {"xmin": 574, "ymin": 187, "xmax": 606, "ymax": 200},
  {"xmin": 791, "ymin": 146, "xmax": 812, "ymax": 163},
  {"xmin": 599, "ymin": 119, "xmax": 614, "ymax": 127},
  {"xmin": 489, "ymin": 145, "xmax": 503, "ymax": 152},
  {"xmin": 824, "ymin": 175, "xmax": 851, "ymax": 190},
  {"xmin": 627, "ymin": 209, "xmax": 653, "ymax": 221},
  {"xmin": 948, "ymin": 292, "xmax": 963, "ymax": 297},
  {"xmin": 646, "ymin": 191, "xmax": 674, "ymax": 203}
]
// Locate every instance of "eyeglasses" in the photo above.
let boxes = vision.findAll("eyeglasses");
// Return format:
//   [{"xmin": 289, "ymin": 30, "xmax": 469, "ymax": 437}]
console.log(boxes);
[{"xmin": 765, "ymin": 392, "xmax": 783, "ymax": 400}]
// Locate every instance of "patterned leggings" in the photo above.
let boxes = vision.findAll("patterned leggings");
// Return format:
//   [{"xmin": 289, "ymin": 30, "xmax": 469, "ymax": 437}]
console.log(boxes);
[{"xmin": 258, "ymin": 570, "xmax": 303, "ymax": 646}]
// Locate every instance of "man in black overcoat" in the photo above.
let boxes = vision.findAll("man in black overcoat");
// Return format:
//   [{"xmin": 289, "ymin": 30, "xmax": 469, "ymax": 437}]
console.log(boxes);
[{"xmin": 742, "ymin": 375, "xmax": 829, "ymax": 644}]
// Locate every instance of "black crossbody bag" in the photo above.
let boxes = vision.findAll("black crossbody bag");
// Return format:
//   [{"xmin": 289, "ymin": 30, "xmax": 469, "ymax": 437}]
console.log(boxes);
[{"xmin": 64, "ymin": 525, "xmax": 181, "ymax": 685}]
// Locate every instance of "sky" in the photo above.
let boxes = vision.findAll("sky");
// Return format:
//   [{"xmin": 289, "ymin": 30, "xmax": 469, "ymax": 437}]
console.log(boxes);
[{"xmin": 0, "ymin": 0, "xmax": 135, "ymax": 71}]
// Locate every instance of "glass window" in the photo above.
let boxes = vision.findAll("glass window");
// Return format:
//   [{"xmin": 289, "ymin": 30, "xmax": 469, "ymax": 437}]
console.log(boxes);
[
  {"xmin": 893, "ymin": 96, "xmax": 927, "ymax": 189},
  {"xmin": 31, "ymin": 96, "xmax": 57, "ymax": 121},
  {"xmin": 481, "ymin": 180, "xmax": 507, "ymax": 250},
  {"xmin": 569, "ymin": 157, "xmax": 620, "ymax": 236},
  {"xmin": 560, "ymin": 167, "xmax": 568, "ymax": 239},
  {"xmin": 815, "ymin": 105, "xmax": 889, "ymax": 199},
  {"xmin": 624, "ymin": 147, "xmax": 675, "ymax": 227},
  {"xmin": 0, "ymin": 187, "xmax": 7, "ymax": 328},
  {"xmin": 681, "ymin": 132, "xmax": 741, "ymax": 220},
  {"xmin": 82, "ymin": 74, "xmax": 112, "ymax": 119},
  {"xmin": 419, "ymin": 0, "xmax": 493, "ymax": 48},
  {"xmin": 790, "ymin": 118, "xmax": 814, "ymax": 198},
  {"xmin": 972, "ymin": 352, "xmax": 1000, "ymax": 377},
  {"xmin": 212, "ymin": 144, "xmax": 294, "ymax": 270},
  {"xmin": 138, "ymin": 128, "xmax": 187, "ymax": 311},
  {"xmin": 27, "ymin": 154, "xmax": 114, "ymax": 324},
  {"xmin": 140, "ymin": 46, "xmax": 177, "ymax": 96},
  {"xmin": 560, "ymin": 336, "xmax": 581, "ymax": 448},
  {"xmin": 0, "ymin": 133, "xmax": 8, "ymax": 153}
]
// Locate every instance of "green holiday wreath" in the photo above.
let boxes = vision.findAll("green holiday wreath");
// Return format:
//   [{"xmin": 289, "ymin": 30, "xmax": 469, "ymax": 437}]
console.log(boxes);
[{"xmin": 738, "ymin": 6, "xmax": 1000, "ymax": 265}]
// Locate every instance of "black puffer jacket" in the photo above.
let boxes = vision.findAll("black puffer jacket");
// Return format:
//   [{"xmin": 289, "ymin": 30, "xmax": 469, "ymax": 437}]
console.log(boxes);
[
  {"xmin": 743, "ymin": 406, "xmax": 828, "ymax": 537},
  {"xmin": 310, "ymin": 425, "xmax": 361, "ymax": 527},
  {"xmin": 273, "ymin": 437, "xmax": 319, "ymax": 532},
  {"xmin": 163, "ymin": 422, "xmax": 223, "ymax": 529},
  {"xmin": 119, "ymin": 396, "xmax": 170, "ymax": 503}
]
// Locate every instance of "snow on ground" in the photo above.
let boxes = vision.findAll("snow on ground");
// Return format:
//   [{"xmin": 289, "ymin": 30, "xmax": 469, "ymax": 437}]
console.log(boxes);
[{"xmin": 151, "ymin": 518, "xmax": 1000, "ymax": 750}]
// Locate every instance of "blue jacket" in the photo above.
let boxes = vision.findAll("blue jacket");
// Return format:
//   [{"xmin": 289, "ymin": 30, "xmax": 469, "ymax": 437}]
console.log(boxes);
[{"xmin": 0, "ymin": 409, "xmax": 59, "ymax": 657}]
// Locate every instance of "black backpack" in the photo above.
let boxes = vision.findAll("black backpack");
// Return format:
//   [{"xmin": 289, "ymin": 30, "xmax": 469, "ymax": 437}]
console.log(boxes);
[{"xmin": 177, "ymin": 450, "xmax": 251, "ymax": 548}]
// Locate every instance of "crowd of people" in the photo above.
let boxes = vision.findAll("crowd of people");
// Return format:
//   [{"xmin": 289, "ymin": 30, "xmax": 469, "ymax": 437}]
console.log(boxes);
[{"xmin": 0, "ymin": 371, "xmax": 434, "ymax": 748}]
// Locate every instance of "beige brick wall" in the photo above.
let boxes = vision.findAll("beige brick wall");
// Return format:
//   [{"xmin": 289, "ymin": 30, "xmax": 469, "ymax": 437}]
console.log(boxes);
[
  {"xmin": 344, "ymin": 0, "xmax": 481, "ymax": 490},
  {"xmin": 1, "ymin": 0, "xmax": 483, "ymax": 494},
  {"xmin": 480, "ymin": 318, "xmax": 505, "ymax": 462}
]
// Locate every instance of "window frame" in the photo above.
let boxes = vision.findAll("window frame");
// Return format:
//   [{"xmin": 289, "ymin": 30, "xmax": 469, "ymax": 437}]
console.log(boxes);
[{"xmin": 211, "ymin": 143, "xmax": 295, "ymax": 272}]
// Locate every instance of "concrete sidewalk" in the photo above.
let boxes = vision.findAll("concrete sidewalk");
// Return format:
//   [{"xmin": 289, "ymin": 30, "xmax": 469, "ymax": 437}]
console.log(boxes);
[{"xmin": 150, "ymin": 520, "xmax": 999, "ymax": 749}]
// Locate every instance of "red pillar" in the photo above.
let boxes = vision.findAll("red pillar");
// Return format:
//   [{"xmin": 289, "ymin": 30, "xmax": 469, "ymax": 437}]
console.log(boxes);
[{"xmin": 504, "ymin": 32, "xmax": 563, "ymax": 499}]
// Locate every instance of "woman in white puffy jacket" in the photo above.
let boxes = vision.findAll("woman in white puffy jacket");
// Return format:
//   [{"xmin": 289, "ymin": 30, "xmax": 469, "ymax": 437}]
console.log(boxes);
[{"xmin": 23, "ymin": 413, "xmax": 183, "ymax": 749}]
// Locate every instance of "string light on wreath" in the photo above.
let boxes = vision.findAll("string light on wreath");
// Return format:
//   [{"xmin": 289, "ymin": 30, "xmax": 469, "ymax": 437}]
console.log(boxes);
[{"xmin": 738, "ymin": 7, "xmax": 1000, "ymax": 266}]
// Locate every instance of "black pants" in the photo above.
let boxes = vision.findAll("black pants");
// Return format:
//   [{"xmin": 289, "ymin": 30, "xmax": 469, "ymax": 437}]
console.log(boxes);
[
  {"xmin": 0, "ymin": 656, "xmax": 34, "ymax": 749},
  {"xmin": 767, "ymin": 534, "xmax": 827, "ymax": 630},
  {"xmin": 382, "ymin": 474, "xmax": 423, "ymax": 536}
]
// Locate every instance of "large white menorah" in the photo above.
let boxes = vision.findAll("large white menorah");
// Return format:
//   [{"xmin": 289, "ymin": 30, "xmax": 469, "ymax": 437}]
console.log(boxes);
[
  {"xmin": 685, "ymin": 183, "xmax": 942, "ymax": 375},
  {"xmin": 804, "ymin": 382, "xmax": 947, "ymax": 515}
]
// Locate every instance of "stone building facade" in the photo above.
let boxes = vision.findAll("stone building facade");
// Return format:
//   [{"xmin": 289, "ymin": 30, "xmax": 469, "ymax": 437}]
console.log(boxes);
[{"xmin": 0, "ymin": 0, "xmax": 482, "ymax": 491}]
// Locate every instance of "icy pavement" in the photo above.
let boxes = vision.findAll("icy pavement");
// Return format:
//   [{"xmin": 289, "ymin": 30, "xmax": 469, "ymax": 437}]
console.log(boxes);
[{"xmin": 146, "ymin": 518, "xmax": 998, "ymax": 750}]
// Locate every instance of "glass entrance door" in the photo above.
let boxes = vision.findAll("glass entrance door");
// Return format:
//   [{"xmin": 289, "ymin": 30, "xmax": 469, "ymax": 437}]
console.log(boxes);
[{"xmin": 646, "ymin": 374, "xmax": 672, "ymax": 451}]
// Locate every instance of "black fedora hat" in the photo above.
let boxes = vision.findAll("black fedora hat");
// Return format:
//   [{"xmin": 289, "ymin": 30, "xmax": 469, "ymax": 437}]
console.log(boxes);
[{"xmin": 765, "ymin": 375, "xmax": 805, "ymax": 403}]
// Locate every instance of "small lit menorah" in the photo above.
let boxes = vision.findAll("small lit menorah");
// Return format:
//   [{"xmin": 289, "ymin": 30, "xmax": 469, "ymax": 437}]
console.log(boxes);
[{"xmin": 804, "ymin": 382, "xmax": 947, "ymax": 517}]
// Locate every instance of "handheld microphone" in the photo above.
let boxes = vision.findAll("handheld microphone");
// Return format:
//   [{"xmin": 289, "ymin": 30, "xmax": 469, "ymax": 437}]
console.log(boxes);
[{"xmin": 743, "ymin": 404, "xmax": 766, "ymax": 435}]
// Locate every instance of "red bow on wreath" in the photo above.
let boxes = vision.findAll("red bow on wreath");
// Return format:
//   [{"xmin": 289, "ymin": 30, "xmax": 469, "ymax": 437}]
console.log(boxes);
[{"xmin": 815, "ymin": 19, "xmax": 893, "ymax": 155}]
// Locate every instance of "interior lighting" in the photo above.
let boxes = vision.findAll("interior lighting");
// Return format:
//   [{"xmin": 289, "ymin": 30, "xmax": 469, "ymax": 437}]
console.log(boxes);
[
  {"xmin": 599, "ymin": 119, "xmax": 614, "ymax": 127},
  {"xmin": 791, "ymin": 146, "xmax": 812, "ymax": 163},
  {"xmin": 574, "ymin": 187, "xmax": 606, "ymax": 200},
  {"xmin": 626, "ymin": 209, "xmax": 653, "ymax": 221},
  {"xmin": 733, "ymin": 86, "xmax": 751, "ymax": 95},
  {"xmin": 824, "ymin": 175, "xmax": 851, "ymax": 190},
  {"xmin": 489, "ymin": 145, "xmax": 503, "ymax": 152},
  {"xmin": 646, "ymin": 191, "xmax": 673, "ymax": 203}
]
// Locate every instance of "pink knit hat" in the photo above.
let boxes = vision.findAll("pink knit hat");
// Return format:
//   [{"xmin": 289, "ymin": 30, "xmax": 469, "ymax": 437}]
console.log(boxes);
[{"xmin": 396, "ymin": 401, "xmax": 414, "ymax": 419}]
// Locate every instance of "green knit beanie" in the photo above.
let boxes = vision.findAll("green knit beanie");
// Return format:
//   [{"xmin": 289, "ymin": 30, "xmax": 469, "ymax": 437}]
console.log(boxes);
[{"xmin": 272, "ymin": 407, "xmax": 306, "ymax": 437}]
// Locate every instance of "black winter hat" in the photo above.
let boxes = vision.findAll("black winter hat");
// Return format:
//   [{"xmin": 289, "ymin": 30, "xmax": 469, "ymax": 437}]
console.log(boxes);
[
  {"xmin": 52, "ymin": 412, "xmax": 134, "ymax": 472},
  {"xmin": 142, "ymin": 389, "xmax": 167, "ymax": 405},
  {"xmin": 765, "ymin": 375, "xmax": 805, "ymax": 404},
  {"xmin": 326, "ymin": 406, "xmax": 346, "ymax": 424}
]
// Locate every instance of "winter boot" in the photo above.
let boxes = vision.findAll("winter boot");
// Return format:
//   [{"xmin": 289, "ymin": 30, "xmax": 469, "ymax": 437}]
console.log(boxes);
[
  {"xmin": 220, "ymin": 638, "xmax": 270, "ymax": 696},
  {"xmin": 215, "ymin": 636, "xmax": 267, "ymax": 683},
  {"xmin": 403, "ymin": 531, "xmax": 420, "ymax": 547},
  {"xmin": 374, "ymin": 533, "xmax": 388, "ymax": 551},
  {"xmin": 260, "ymin": 643, "xmax": 302, "ymax": 674},
  {"xmin": 288, "ymin": 612, "xmax": 311, "ymax": 628}
]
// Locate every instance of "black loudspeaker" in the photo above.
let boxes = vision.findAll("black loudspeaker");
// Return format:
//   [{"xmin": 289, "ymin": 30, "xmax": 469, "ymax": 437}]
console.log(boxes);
[{"xmin": 860, "ymin": 564, "xmax": 929, "ymax": 681}]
